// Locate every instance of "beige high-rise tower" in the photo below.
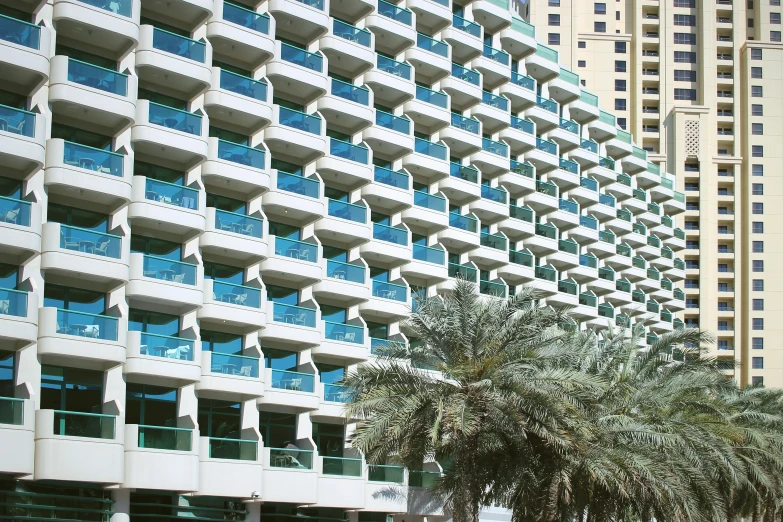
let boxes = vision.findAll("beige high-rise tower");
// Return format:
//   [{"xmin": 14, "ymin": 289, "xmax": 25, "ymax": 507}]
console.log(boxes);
[{"xmin": 524, "ymin": 0, "xmax": 783, "ymax": 387}]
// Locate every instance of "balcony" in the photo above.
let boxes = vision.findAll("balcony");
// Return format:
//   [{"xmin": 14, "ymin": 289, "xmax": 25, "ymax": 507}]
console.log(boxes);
[
  {"xmin": 441, "ymin": 63, "xmax": 482, "ymax": 107},
  {"xmin": 525, "ymin": 44, "xmax": 560, "ymax": 82},
  {"xmin": 198, "ymin": 436, "xmax": 263, "ymax": 498},
  {"xmin": 197, "ymin": 350, "xmax": 264, "ymax": 399},
  {"xmin": 470, "ymin": 91, "xmax": 509, "ymax": 133},
  {"xmin": 469, "ymin": 184, "xmax": 508, "ymax": 224},
  {"xmin": 438, "ymin": 213, "xmax": 480, "ymax": 251},
  {"xmin": 317, "ymin": 78, "xmax": 374, "ymax": 134},
  {"xmin": 403, "ymin": 191, "xmax": 449, "ymax": 231},
  {"xmin": 319, "ymin": 19, "xmax": 374, "ymax": 77},
  {"xmin": 406, "ymin": 33, "xmax": 451, "ymax": 81},
  {"xmin": 474, "ymin": 44, "xmax": 511, "ymax": 88},
  {"xmin": 442, "ymin": 14, "xmax": 483, "ymax": 63},
  {"xmin": 127, "ymin": 253, "xmax": 204, "ymax": 313},
  {"xmin": 402, "ymin": 138, "xmax": 449, "ymax": 182},
  {"xmin": 0, "ymin": 397, "xmax": 34, "ymax": 475},
  {"xmin": 499, "ymin": 72, "xmax": 536, "ymax": 114},
  {"xmin": 359, "ymin": 280, "xmax": 410, "ymax": 319},
  {"xmin": 525, "ymin": 96, "xmax": 559, "ymax": 132},
  {"xmin": 0, "ymin": 196, "xmax": 41, "ymax": 262},
  {"xmin": 524, "ymin": 138, "xmax": 559, "ymax": 174},
  {"xmin": 34, "ymin": 410, "xmax": 123, "ymax": 484},
  {"xmin": 204, "ymin": 68, "xmax": 273, "ymax": 135},
  {"xmin": 0, "ymin": 14, "xmax": 51, "ymax": 94},
  {"xmin": 313, "ymin": 321, "xmax": 370, "ymax": 363},
  {"xmin": 440, "ymin": 114, "xmax": 481, "ymax": 156},
  {"xmin": 470, "ymin": 232, "xmax": 508, "ymax": 268},
  {"xmin": 588, "ymin": 111, "xmax": 618, "ymax": 143},
  {"xmin": 402, "ymin": 244, "xmax": 448, "ymax": 282},
  {"xmin": 500, "ymin": 116, "xmax": 535, "ymax": 155},
  {"xmin": 264, "ymin": 106, "xmax": 327, "ymax": 164},
  {"xmin": 361, "ymin": 223, "xmax": 412, "ymax": 267},
  {"xmin": 49, "ymin": 56, "xmax": 136, "ymax": 134},
  {"xmin": 532, "ymin": 265, "xmax": 558, "ymax": 296},
  {"xmin": 198, "ymin": 280, "xmax": 266, "ymax": 332},
  {"xmin": 316, "ymin": 138, "xmax": 373, "ymax": 189},
  {"xmin": 0, "ymin": 104, "xmax": 46, "ymax": 176},
  {"xmin": 499, "ymin": 17, "xmax": 537, "ymax": 59},
  {"xmin": 364, "ymin": 55, "xmax": 415, "ymax": 107},
  {"xmin": 471, "ymin": 0, "xmax": 512, "ymax": 34},
  {"xmin": 362, "ymin": 110, "xmax": 413, "ymax": 161},
  {"xmin": 524, "ymin": 180, "xmax": 558, "ymax": 215},
  {"xmin": 125, "ymin": 330, "xmax": 201, "ymax": 385},
  {"xmin": 37, "ymin": 307, "xmax": 125, "ymax": 369},
  {"xmin": 498, "ymin": 204, "xmax": 535, "ymax": 240},
  {"xmin": 499, "ymin": 160, "xmax": 535, "ymax": 197},
  {"xmin": 547, "ymin": 68, "xmax": 581, "ymax": 104},
  {"xmin": 261, "ymin": 302, "xmax": 320, "ymax": 348},
  {"xmin": 315, "ymin": 455, "xmax": 365, "ymax": 507},
  {"xmin": 261, "ymin": 445, "xmax": 318, "ymax": 503},
  {"xmin": 404, "ymin": 86, "xmax": 450, "ymax": 131},
  {"xmin": 313, "ymin": 259, "xmax": 370, "ymax": 305},
  {"xmin": 201, "ymin": 140, "xmax": 269, "ymax": 200},
  {"xmin": 361, "ymin": 166, "xmax": 412, "ymax": 213},
  {"xmin": 548, "ymin": 119, "xmax": 580, "ymax": 153},
  {"xmin": 260, "ymin": 236, "xmax": 323, "ymax": 285},
  {"xmin": 132, "ymin": 100, "xmax": 208, "ymax": 169},
  {"xmin": 136, "ymin": 26, "xmax": 211, "ymax": 98},
  {"xmin": 207, "ymin": 2, "xmax": 275, "ymax": 68},
  {"xmin": 569, "ymin": 90, "xmax": 600, "ymax": 124},
  {"xmin": 129, "ymin": 176, "xmax": 206, "ymax": 236},
  {"xmin": 40, "ymin": 222, "xmax": 129, "ymax": 285},
  {"xmin": 268, "ymin": 0, "xmax": 329, "ymax": 41},
  {"xmin": 497, "ymin": 249, "xmax": 534, "ymax": 284},
  {"xmin": 605, "ymin": 130, "xmax": 633, "ymax": 159},
  {"xmin": 365, "ymin": 0, "xmax": 416, "ymax": 55},
  {"xmin": 267, "ymin": 41, "xmax": 328, "ymax": 103},
  {"xmin": 124, "ymin": 424, "xmax": 199, "ymax": 492},
  {"xmin": 470, "ymin": 137, "xmax": 509, "ymax": 177},
  {"xmin": 313, "ymin": 199, "xmax": 371, "ymax": 248},
  {"xmin": 0, "ymin": 287, "xmax": 37, "ymax": 350}
]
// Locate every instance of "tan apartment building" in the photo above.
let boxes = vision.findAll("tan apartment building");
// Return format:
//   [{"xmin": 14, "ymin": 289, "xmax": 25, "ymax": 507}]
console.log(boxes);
[{"xmin": 523, "ymin": 0, "xmax": 783, "ymax": 388}]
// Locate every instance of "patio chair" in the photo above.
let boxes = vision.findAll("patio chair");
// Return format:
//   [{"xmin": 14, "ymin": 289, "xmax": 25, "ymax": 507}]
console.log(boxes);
[
  {"xmin": 298, "ymin": 249, "xmax": 310, "ymax": 262},
  {"xmin": 239, "ymin": 223, "xmax": 254, "ymax": 236},
  {"xmin": 386, "ymin": 290, "xmax": 396, "ymax": 300},
  {"xmin": 143, "ymin": 267, "xmax": 158, "ymax": 278},
  {"xmin": 172, "ymin": 273, "xmax": 186, "ymax": 283},
  {"xmin": 1, "ymin": 208, "xmax": 19, "ymax": 224},
  {"xmin": 82, "ymin": 324, "xmax": 100, "ymax": 338},
  {"xmin": 0, "ymin": 300, "xmax": 10, "ymax": 314},
  {"xmin": 285, "ymin": 377, "xmax": 303, "ymax": 391},
  {"xmin": 294, "ymin": 312, "xmax": 309, "ymax": 326},
  {"xmin": 56, "ymin": 321, "xmax": 71, "ymax": 335},
  {"xmin": 239, "ymin": 366, "xmax": 253, "ymax": 377},
  {"xmin": 61, "ymin": 231, "xmax": 80, "ymax": 251},
  {"xmin": 218, "ymin": 217, "xmax": 234, "ymax": 232},
  {"xmin": 343, "ymin": 332, "xmax": 356, "ymax": 343},
  {"xmin": 233, "ymin": 294, "xmax": 248, "ymax": 306},
  {"xmin": 93, "ymin": 239, "xmax": 111, "ymax": 256}
]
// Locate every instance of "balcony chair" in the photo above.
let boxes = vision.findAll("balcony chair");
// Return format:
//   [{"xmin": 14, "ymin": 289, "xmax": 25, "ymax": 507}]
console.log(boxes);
[
  {"xmin": 82, "ymin": 324, "xmax": 100, "ymax": 338},
  {"xmin": 172, "ymin": 273, "xmax": 186, "ymax": 284},
  {"xmin": 0, "ymin": 299, "xmax": 10, "ymax": 314},
  {"xmin": 93, "ymin": 239, "xmax": 111, "ymax": 256},
  {"xmin": 1, "ymin": 208, "xmax": 19, "ymax": 224},
  {"xmin": 342, "ymin": 332, "xmax": 356, "ymax": 343},
  {"xmin": 285, "ymin": 377, "xmax": 303, "ymax": 391},
  {"xmin": 60, "ymin": 231, "xmax": 81, "ymax": 250},
  {"xmin": 238, "ymin": 366, "xmax": 253, "ymax": 377}
]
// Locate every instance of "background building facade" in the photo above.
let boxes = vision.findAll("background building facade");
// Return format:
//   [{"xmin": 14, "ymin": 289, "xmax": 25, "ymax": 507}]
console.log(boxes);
[
  {"xmin": 0, "ymin": 0, "xmax": 682, "ymax": 519},
  {"xmin": 524, "ymin": 0, "xmax": 783, "ymax": 387}
]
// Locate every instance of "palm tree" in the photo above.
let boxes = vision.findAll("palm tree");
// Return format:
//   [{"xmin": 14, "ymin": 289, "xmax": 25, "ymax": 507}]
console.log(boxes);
[{"xmin": 343, "ymin": 279, "xmax": 602, "ymax": 522}]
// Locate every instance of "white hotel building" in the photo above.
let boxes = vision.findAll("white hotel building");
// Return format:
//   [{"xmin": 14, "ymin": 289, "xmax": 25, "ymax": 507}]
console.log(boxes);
[{"xmin": 0, "ymin": 0, "xmax": 684, "ymax": 519}]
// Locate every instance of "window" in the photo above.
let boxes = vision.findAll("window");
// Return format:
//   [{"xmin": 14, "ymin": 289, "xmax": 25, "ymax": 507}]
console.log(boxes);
[
  {"xmin": 753, "ymin": 318, "xmax": 764, "ymax": 330},
  {"xmin": 752, "ymin": 104, "xmax": 763, "ymax": 116},
  {"xmin": 752, "ymin": 86, "xmax": 763, "ymax": 97},
  {"xmin": 615, "ymin": 79, "xmax": 626, "ymax": 91},
  {"xmin": 578, "ymin": 41, "xmax": 586, "ymax": 48},
  {"xmin": 685, "ymin": 279, "xmax": 699, "ymax": 288},
  {"xmin": 753, "ymin": 241, "xmax": 764, "ymax": 253},
  {"xmin": 674, "ymin": 14, "xmax": 696, "ymax": 26},
  {"xmin": 548, "ymin": 14, "xmax": 560, "ymax": 25},
  {"xmin": 618, "ymin": 117, "xmax": 626, "ymax": 129},
  {"xmin": 674, "ymin": 70, "xmax": 697, "ymax": 81},
  {"xmin": 615, "ymin": 60, "xmax": 626, "ymax": 72},
  {"xmin": 685, "ymin": 182, "xmax": 699, "ymax": 191},
  {"xmin": 749, "ymin": 18, "xmax": 755, "ymax": 27},
  {"xmin": 615, "ymin": 99, "xmax": 626, "ymax": 110},
  {"xmin": 578, "ymin": 60, "xmax": 586, "ymax": 67},
  {"xmin": 749, "ymin": 0, "xmax": 754, "ymax": 7},
  {"xmin": 753, "ymin": 260, "xmax": 764, "ymax": 272},
  {"xmin": 674, "ymin": 51, "xmax": 696, "ymax": 63},
  {"xmin": 752, "ymin": 376, "xmax": 764, "ymax": 387},
  {"xmin": 753, "ymin": 338, "xmax": 764, "ymax": 350},
  {"xmin": 753, "ymin": 299, "xmax": 764, "ymax": 311},
  {"xmin": 751, "ymin": 67, "xmax": 763, "ymax": 78},
  {"xmin": 718, "ymin": 340, "xmax": 729, "ymax": 350},
  {"xmin": 674, "ymin": 0, "xmax": 695, "ymax": 6},
  {"xmin": 772, "ymin": 31, "xmax": 782, "ymax": 41},
  {"xmin": 595, "ymin": 21, "xmax": 606, "ymax": 32},
  {"xmin": 752, "ymin": 357, "xmax": 764, "ymax": 369},
  {"xmin": 686, "ymin": 202, "xmax": 700, "ymax": 210},
  {"xmin": 686, "ymin": 240, "xmax": 699, "ymax": 249},
  {"xmin": 615, "ymin": 41, "xmax": 626, "ymax": 53},
  {"xmin": 753, "ymin": 222, "xmax": 764, "ymax": 233},
  {"xmin": 753, "ymin": 279, "xmax": 764, "ymax": 291},
  {"xmin": 686, "ymin": 299, "xmax": 700, "ymax": 309},
  {"xmin": 753, "ymin": 202, "xmax": 763, "ymax": 214},
  {"xmin": 548, "ymin": 0, "xmax": 560, "ymax": 5},
  {"xmin": 685, "ymin": 259, "xmax": 700, "ymax": 269},
  {"xmin": 674, "ymin": 89, "xmax": 697, "ymax": 100},
  {"xmin": 752, "ymin": 123, "xmax": 763, "ymax": 135},
  {"xmin": 751, "ymin": 48, "xmax": 763, "ymax": 59},
  {"xmin": 595, "ymin": 2, "xmax": 606, "ymax": 14},
  {"xmin": 616, "ymin": 10, "xmax": 620, "ymax": 19},
  {"xmin": 771, "ymin": 12, "xmax": 781, "ymax": 23},
  {"xmin": 752, "ymin": 145, "xmax": 763, "ymax": 157},
  {"xmin": 674, "ymin": 33, "xmax": 697, "ymax": 44},
  {"xmin": 580, "ymin": 79, "xmax": 586, "ymax": 86},
  {"xmin": 774, "ymin": 0, "xmax": 781, "ymax": 6},
  {"xmin": 548, "ymin": 33, "xmax": 560, "ymax": 45}
]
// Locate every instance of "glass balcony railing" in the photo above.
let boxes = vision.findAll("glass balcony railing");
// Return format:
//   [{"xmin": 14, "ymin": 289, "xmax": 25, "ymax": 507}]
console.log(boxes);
[
  {"xmin": 616, "ymin": 244, "xmax": 631, "ymax": 257},
  {"xmin": 482, "ymin": 91, "xmax": 508, "ymax": 111},
  {"xmin": 148, "ymin": 102, "xmax": 202, "ymax": 135},
  {"xmin": 558, "ymin": 239, "xmax": 578, "ymax": 254},
  {"xmin": 450, "ymin": 213, "xmax": 477, "ymax": 232},
  {"xmin": 536, "ymin": 96, "xmax": 558, "ymax": 114},
  {"xmin": 647, "ymin": 202, "xmax": 661, "ymax": 215},
  {"xmin": 451, "ymin": 62, "xmax": 480, "ymax": 85},
  {"xmin": 482, "ymin": 137, "xmax": 507, "ymax": 157},
  {"xmin": 59, "ymin": 224, "xmax": 121, "ymax": 258},
  {"xmin": 617, "ymin": 208, "xmax": 632, "ymax": 221},
  {"xmin": 416, "ymin": 85, "xmax": 448, "ymax": 108},
  {"xmin": 633, "ymin": 188, "xmax": 646, "ymax": 201},
  {"xmin": 674, "ymin": 228, "xmax": 685, "ymax": 240},
  {"xmin": 0, "ymin": 288, "xmax": 27, "ymax": 318},
  {"xmin": 323, "ymin": 383, "xmax": 352, "ymax": 402},
  {"xmin": 323, "ymin": 456, "xmax": 362, "ymax": 476},
  {"xmin": 536, "ymin": 137, "xmax": 557, "ymax": 155},
  {"xmin": 661, "ymin": 178, "xmax": 674, "ymax": 190},
  {"xmin": 324, "ymin": 322, "xmax": 364, "ymax": 344},
  {"xmin": 144, "ymin": 177, "xmax": 200, "ymax": 209},
  {"xmin": 510, "ymin": 250, "xmax": 533, "ymax": 267},
  {"xmin": 598, "ymin": 111, "xmax": 616, "ymax": 126},
  {"xmin": 482, "ymin": 44, "xmax": 509, "ymax": 65},
  {"xmin": 674, "ymin": 259, "xmax": 685, "ymax": 270},
  {"xmin": 646, "ymin": 301, "xmax": 660, "ymax": 313},
  {"xmin": 631, "ymin": 146, "xmax": 647, "ymax": 160},
  {"xmin": 281, "ymin": 42, "xmax": 322, "ymax": 71},
  {"xmin": 53, "ymin": 411, "xmax": 115, "ymax": 439},
  {"xmin": 579, "ymin": 292, "xmax": 597, "ymax": 306},
  {"xmin": 632, "ymin": 222, "xmax": 646, "ymax": 235},
  {"xmin": 511, "ymin": 160, "xmax": 534, "ymax": 178},
  {"xmin": 480, "ymin": 280, "xmax": 506, "ymax": 298},
  {"xmin": 151, "ymin": 27, "xmax": 205, "ymax": 63},
  {"xmin": 599, "ymin": 230, "xmax": 615, "ymax": 244},
  {"xmin": 138, "ymin": 425, "xmax": 192, "ymax": 451},
  {"xmin": 210, "ymin": 352, "xmax": 260, "ymax": 378},
  {"xmin": 277, "ymin": 171, "xmax": 320, "ymax": 197},
  {"xmin": 409, "ymin": 470, "xmax": 440, "ymax": 487},
  {"xmin": 510, "ymin": 116, "xmax": 534, "ymax": 134},
  {"xmin": 209, "ymin": 437, "xmax": 258, "ymax": 460},
  {"xmin": 674, "ymin": 191, "xmax": 685, "ymax": 203},
  {"xmin": 0, "ymin": 397, "xmax": 24, "ymax": 426},
  {"xmin": 661, "ymin": 248, "xmax": 673, "ymax": 260},
  {"xmin": 451, "ymin": 113, "xmax": 479, "ymax": 134},
  {"xmin": 378, "ymin": 0, "xmax": 412, "ymax": 24},
  {"xmin": 580, "ymin": 139, "xmax": 598, "ymax": 153},
  {"xmin": 223, "ymin": 2, "xmax": 269, "ymax": 33},
  {"xmin": 373, "ymin": 223, "xmax": 408, "ymax": 245},
  {"xmin": 326, "ymin": 259, "xmax": 365, "ymax": 283},
  {"xmin": 370, "ymin": 337, "xmax": 407, "ymax": 356},
  {"xmin": 219, "ymin": 70, "xmax": 267, "ymax": 102},
  {"xmin": 295, "ymin": 0, "xmax": 324, "ymax": 9},
  {"xmin": 211, "ymin": 281, "xmax": 261, "ymax": 308},
  {"xmin": 647, "ymin": 268, "xmax": 660, "ymax": 280},
  {"xmin": 0, "ymin": 14, "xmax": 41, "ymax": 49},
  {"xmin": 376, "ymin": 110, "xmax": 411, "ymax": 134},
  {"xmin": 0, "ymin": 104, "xmax": 36, "ymax": 138},
  {"xmin": 598, "ymin": 304, "xmax": 614, "ymax": 318},
  {"xmin": 510, "ymin": 16, "xmax": 535, "ymax": 36},
  {"xmin": 67, "ymin": 58, "xmax": 128, "ymax": 96},
  {"xmin": 274, "ymin": 236, "xmax": 318, "ymax": 262},
  {"xmin": 510, "ymin": 204, "xmax": 533, "ymax": 222},
  {"xmin": 270, "ymin": 447, "xmax": 314, "ymax": 468},
  {"xmin": 271, "ymin": 369, "xmax": 315, "ymax": 394},
  {"xmin": 616, "ymin": 314, "xmax": 630, "ymax": 327},
  {"xmin": 615, "ymin": 130, "xmax": 632, "ymax": 144},
  {"xmin": 599, "ymin": 156, "xmax": 615, "ymax": 170},
  {"xmin": 272, "ymin": 303, "xmax": 316, "ymax": 327},
  {"xmin": 511, "ymin": 71, "xmax": 535, "ymax": 90},
  {"xmin": 333, "ymin": 19, "xmax": 370, "ymax": 46},
  {"xmin": 536, "ymin": 265, "xmax": 556, "ymax": 282},
  {"xmin": 559, "ymin": 158, "xmax": 578, "ymax": 174},
  {"xmin": 372, "ymin": 280, "xmax": 407, "ymax": 302},
  {"xmin": 481, "ymin": 184, "xmax": 507, "ymax": 203},
  {"xmin": 279, "ymin": 106, "xmax": 322, "ymax": 134},
  {"xmin": 330, "ymin": 138, "xmax": 369, "ymax": 163},
  {"xmin": 661, "ymin": 278, "xmax": 673, "ymax": 291},
  {"xmin": 328, "ymin": 199, "xmax": 366, "ymax": 223},
  {"xmin": 647, "ymin": 162, "xmax": 660, "ymax": 175},
  {"xmin": 616, "ymin": 279, "xmax": 631, "ymax": 292},
  {"xmin": 559, "ymin": 118, "xmax": 578, "ymax": 134},
  {"xmin": 331, "ymin": 78, "xmax": 370, "ymax": 105},
  {"xmin": 414, "ymin": 137, "xmax": 447, "ymax": 160},
  {"xmin": 141, "ymin": 254, "xmax": 197, "ymax": 285},
  {"xmin": 56, "ymin": 309, "xmax": 118, "ymax": 341},
  {"xmin": 632, "ymin": 256, "xmax": 646, "ymax": 269},
  {"xmin": 579, "ymin": 90, "xmax": 599, "ymax": 107},
  {"xmin": 414, "ymin": 191, "xmax": 446, "ymax": 212},
  {"xmin": 369, "ymin": 465, "xmax": 405, "ymax": 483},
  {"xmin": 647, "ymin": 235, "xmax": 661, "ymax": 248},
  {"xmin": 417, "ymin": 33, "xmax": 448, "ymax": 57},
  {"xmin": 579, "ymin": 254, "xmax": 597, "ymax": 268},
  {"xmin": 452, "ymin": 14, "xmax": 480, "ymax": 37},
  {"xmin": 0, "ymin": 196, "xmax": 32, "ymax": 227},
  {"xmin": 139, "ymin": 332, "xmax": 195, "ymax": 360},
  {"xmin": 536, "ymin": 43, "xmax": 558, "ymax": 62},
  {"xmin": 413, "ymin": 244, "xmax": 445, "ymax": 265},
  {"xmin": 558, "ymin": 68, "xmax": 579, "ymax": 86},
  {"xmin": 559, "ymin": 199, "xmax": 578, "ymax": 214},
  {"xmin": 616, "ymin": 173, "xmax": 632, "ymax": 187},
  {"xmin": 480, "ymin": 232, "xmax": 506, "ymax": 250},
  {"xmin": 377, "ymin": 55, "xmax": 411, "ymax": 79},
  {"xmin": 374, "ymin": 166, "xmax": 409, "ymax": 189},
  {"xmin": 673, "ymin": 289, "xmax": 685, "ymax": 301},
  {"xmin": 448, "ymin": 263, "xmax": 477, "ymax": 281},
  {"xmin": 580, "ymin": 176, "xmax": 597, "ymax": 191},
  {"xmin": 62, "ymin": 141, "xmax": 123, "ymax": 176},
  {"xmin": 536, "ymin": 180, "xmax": 557, "ymax": 197},
  {"xmin": 599, "ymin": 193, "xmax": 615, "ymax": 207},
  {"xmin": 217, "ymin": 140, "xmax": 265, "ymax": 169},
  {"xmin": 580, "ymin": 215, "xmax": 597, "ymax": 230}
]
